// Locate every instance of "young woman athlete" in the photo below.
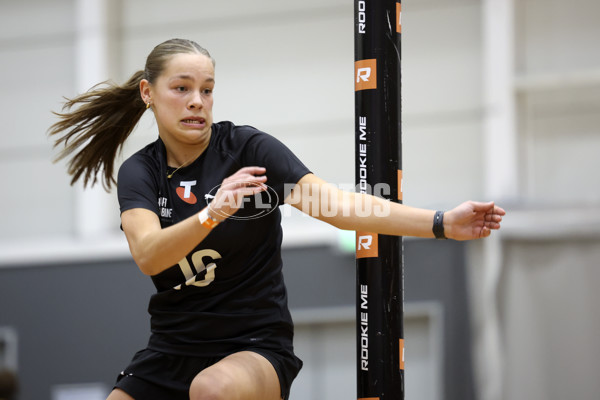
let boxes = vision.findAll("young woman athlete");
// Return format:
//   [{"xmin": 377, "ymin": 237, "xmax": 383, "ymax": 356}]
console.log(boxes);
[{"xmin": 49, "ymin": 38, "xmax": 505, "ymax": 400}]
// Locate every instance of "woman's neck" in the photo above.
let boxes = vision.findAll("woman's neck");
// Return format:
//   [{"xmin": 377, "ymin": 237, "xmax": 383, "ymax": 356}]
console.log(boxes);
[{"xmin": 163, "ymin": 133, "xmax": 211, "ymax": 168}]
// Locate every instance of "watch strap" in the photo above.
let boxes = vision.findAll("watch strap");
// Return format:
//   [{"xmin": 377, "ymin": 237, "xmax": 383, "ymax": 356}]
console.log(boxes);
[{"xmin": 433, "ymin": 210, "xmax": 447, "ymax": 239}]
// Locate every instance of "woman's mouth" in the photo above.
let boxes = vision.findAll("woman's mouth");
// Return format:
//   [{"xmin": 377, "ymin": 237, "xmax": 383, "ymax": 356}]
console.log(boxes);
[{"xmin": 181, "ymin": 118, "xmax": 206, "ymax": 127}]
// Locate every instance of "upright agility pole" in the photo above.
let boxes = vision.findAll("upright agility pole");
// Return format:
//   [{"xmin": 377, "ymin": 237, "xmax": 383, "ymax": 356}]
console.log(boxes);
[{"xmin": 355, "ymin": 1, "xmax": 404, "ymax": 399}]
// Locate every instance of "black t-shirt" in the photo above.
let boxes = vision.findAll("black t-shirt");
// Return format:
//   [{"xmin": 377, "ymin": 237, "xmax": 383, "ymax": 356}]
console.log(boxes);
[{"xmin": 117, "ymin": 121, "xmax": 311, "ymax": 357}]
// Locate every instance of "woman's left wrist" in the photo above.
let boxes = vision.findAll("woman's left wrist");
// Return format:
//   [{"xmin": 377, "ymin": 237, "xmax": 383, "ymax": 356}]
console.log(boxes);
[{"xmin": 432, "ymin": 210, "xmax": 448, "ymax": 239}]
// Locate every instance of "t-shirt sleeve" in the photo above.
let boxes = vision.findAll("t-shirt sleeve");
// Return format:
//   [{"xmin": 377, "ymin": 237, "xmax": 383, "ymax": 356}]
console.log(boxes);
[
  {"xmin": 243, "ymin": 132, "xmax": 311, "ymax": 201},
  {"xmin": 117, "ymin": 155, "xmax": 160, "ymax": 215}
]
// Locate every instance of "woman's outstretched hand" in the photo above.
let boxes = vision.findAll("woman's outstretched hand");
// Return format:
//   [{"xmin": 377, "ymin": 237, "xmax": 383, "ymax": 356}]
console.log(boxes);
[{"xmin": 444, "ymin": 201, "xmax": 506, "ymax": 240}]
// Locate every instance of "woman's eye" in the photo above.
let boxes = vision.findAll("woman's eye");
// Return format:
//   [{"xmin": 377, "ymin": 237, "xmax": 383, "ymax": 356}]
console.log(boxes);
[
  {"xmin": 176, "ymin": 86, "xmax": 187, "ymax": 92},
  {"xmin": 202, "ymin": 89, "xmax": 213, "ymax": 95}
]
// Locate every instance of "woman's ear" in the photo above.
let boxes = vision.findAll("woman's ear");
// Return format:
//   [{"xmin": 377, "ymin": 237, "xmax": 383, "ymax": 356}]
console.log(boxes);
[{"xmin": 140, "ymin": 79, "xmax": 152, "ymax": 104}]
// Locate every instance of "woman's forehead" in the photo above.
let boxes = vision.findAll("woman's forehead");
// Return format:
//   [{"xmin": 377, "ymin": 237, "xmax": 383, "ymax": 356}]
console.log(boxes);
[{"xmin": 162, "ymin": 53, "xmax": 215, "ymax": 81}]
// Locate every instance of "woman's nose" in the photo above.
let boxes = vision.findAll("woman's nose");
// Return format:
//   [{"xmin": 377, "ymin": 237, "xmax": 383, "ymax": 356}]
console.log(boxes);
[{"xmin": 188, "ymin": 92, "xmax": 204, "ymax": 109}]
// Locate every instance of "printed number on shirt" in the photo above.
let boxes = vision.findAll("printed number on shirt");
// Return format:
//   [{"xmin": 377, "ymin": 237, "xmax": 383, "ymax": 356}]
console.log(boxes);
[{"xmin": 174, "ymin": 249, "xmax": 222, "ymax": 290}]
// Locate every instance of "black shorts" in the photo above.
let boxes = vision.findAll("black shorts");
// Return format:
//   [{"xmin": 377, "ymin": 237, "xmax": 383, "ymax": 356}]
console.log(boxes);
[{"xmin": 114, "ymin": 347, "xmax": 302, "ymax": 400}]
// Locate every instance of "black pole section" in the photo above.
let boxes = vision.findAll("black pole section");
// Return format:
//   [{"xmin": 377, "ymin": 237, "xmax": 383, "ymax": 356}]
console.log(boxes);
[{"xmin": 355, "ymin": 1, "xmax": 403, "ymax": 399}]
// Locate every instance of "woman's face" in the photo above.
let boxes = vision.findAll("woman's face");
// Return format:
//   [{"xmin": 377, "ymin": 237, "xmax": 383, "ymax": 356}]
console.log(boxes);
[{"xmin": 144, "ymin": 53, "xmax": 215, "ymax": 148}]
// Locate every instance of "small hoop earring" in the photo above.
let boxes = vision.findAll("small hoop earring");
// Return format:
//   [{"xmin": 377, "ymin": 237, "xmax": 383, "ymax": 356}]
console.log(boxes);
[{"xmin": 146, "ymin": 102, "xmax": 151, "ymax": 109}]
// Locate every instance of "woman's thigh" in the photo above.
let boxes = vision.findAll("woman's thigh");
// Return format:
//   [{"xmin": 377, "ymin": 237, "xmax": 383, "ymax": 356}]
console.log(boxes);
[
  {"xmin": 106, "ymin": 388, "xmax": 134, "ymax": 400},
  {"xmin": 189, "ymin": 351, "xmax": 282, "ymax": 400}
]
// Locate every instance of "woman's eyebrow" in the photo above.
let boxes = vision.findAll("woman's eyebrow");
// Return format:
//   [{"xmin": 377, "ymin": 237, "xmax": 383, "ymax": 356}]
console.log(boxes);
[{"xmin": 170, "ymin": 74, "xmax": 215, "ymax": 83}]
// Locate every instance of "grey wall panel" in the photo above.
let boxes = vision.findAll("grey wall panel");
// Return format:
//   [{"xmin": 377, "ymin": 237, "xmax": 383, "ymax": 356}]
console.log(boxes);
[{"xmin": 0, "ymin": 239, "xmax": 472, "ymax": 400}]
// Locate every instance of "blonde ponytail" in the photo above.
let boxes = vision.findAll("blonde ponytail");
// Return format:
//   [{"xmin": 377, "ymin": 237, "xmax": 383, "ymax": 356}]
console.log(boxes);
[{"xmin": 48, "ymin": 70, "xmax": 146, "ymax": 190}]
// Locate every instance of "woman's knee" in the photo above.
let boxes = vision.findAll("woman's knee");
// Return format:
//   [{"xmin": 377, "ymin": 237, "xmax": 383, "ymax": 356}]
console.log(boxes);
[{"xmin": 189, "ymin": 369, "xmax": 237, "ymax": 400}]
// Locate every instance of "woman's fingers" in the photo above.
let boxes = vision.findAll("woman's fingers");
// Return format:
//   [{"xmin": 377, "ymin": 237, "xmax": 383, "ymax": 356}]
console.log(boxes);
[
  {"xmin": 226, "ymin": 166, "xmax": 266, "ymax": 182},
  {"xmin": 493, "ymin": 205, "xmax": 506, "ymax": 216},
  {"xmin": 222, "ymin": 167, "xmax": 267, "ymax": 188},
  {"xmin": 222, "ymin": 176, "xmax": 267, "ymax": 195},
  {"xmin": 233, "ymin": 182, "xmax": 267, "ymax": 197},
  {"xmin": 236, "ymin": 166, "xmax": 266, "ymax": 175}
]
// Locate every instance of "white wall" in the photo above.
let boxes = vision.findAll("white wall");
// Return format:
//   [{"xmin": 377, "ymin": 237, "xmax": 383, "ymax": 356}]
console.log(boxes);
[
  {"xmin": 0, "ymin": 0, "xmax": 488, "ymax": 247},
  {"xmin": 469, "ymin": 1, "xmax": 600, "ymax": 400},
  {"xmin": 403, "ymin": 0, "xmax": 485, "ymax": 209},
  {"xmin": 0, "ymin": 0, "xmax": 77, "ymax": 240}
]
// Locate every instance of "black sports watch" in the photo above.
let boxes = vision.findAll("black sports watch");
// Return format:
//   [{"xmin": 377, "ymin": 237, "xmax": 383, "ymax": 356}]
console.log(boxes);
[{"xmin": 433, "ymin": 210, "xmax": 447, "ymax": 239}]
